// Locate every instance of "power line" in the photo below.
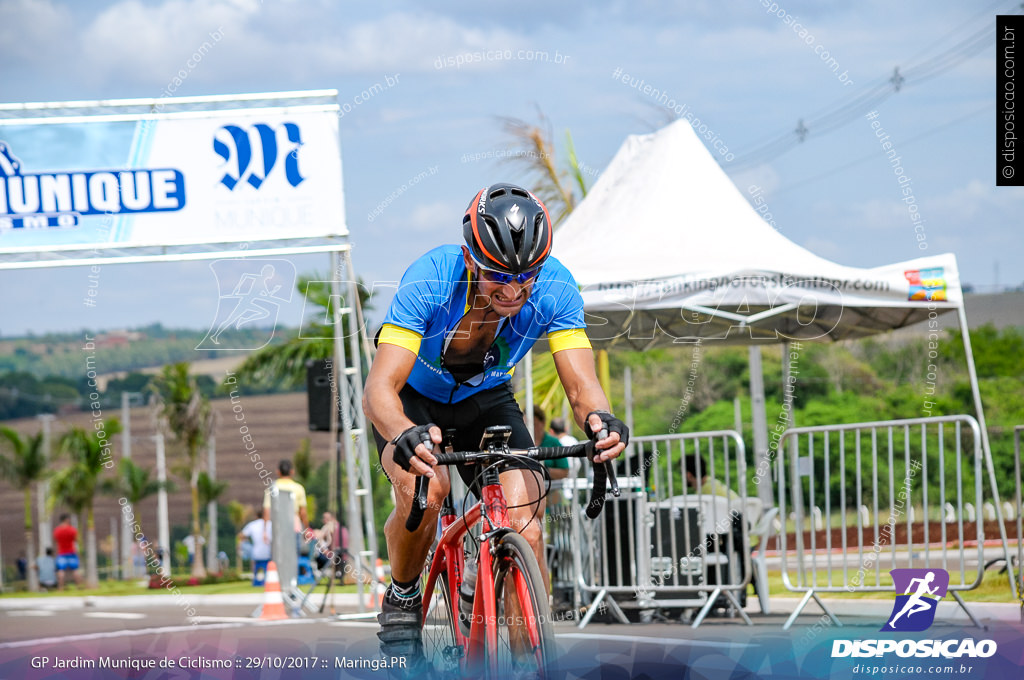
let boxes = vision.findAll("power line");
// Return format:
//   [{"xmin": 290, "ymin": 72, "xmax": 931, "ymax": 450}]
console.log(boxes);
[
  {"xmin": 770, "ymin": 103, "xmax": 991, "ymax": 196},
  {"xmin": 724, "ymin": 2, "xmax": 1017, "ymax": 171}
]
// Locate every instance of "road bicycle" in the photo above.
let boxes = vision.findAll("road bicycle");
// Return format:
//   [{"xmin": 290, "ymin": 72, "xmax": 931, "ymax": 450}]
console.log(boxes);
[{"xmin": 406, "ymin": 424, "xmax": 618, "ymax": 678}]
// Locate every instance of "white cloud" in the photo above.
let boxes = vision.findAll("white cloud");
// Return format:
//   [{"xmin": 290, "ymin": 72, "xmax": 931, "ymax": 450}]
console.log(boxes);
[
  {"xmin": 731, "ymin": 164, "xmax": 782, "ymax": 197},
  {"xmin": 85, "ymin": 0, "xmax": 252, "ymax": 83},
  {"xmin": 0, "ymin": 0, "xmax": 75, "ymax": 67},
  {"xmin": 407, "ymin": 200, "xmax": 460, "ymax": 232}
]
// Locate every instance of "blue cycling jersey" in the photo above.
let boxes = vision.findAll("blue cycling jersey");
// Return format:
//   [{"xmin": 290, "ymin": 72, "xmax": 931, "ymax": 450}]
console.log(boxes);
[{"xmin": 379, "ymin": 245, "xmax": 590, "ymax": 403}]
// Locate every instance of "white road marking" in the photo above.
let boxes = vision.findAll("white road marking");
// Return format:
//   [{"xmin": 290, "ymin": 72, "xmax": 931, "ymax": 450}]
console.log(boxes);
[
  {"xmin": 0, "ymin": 618, "xmax": 319, "ymax": 650},
  {"xmin": 83, "ymin": 612, "xmax": 147, "ymax": 620},
  {"xmin": 557, "ymin": 633, "xmax": 752, "ymax": 649},
  {"xmin": 3, "ymin": 611, "xmax": 55, "ymax": 617}
]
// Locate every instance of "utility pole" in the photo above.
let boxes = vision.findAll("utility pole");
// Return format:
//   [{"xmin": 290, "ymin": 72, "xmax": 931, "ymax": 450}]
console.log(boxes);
[
  {"xmin": 154, "ymin": 433, "xmax": 170, "ymax": 576},
  {"xmin": 37, "ymin": 414, "xmax": 55, "ymax": 555},
  {"xmin": 119, "ymin": 392, "xmax": 143, "ymax": 578}
]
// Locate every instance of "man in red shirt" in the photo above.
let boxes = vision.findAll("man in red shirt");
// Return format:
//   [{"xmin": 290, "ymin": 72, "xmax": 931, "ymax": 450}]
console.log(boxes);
[{"xmin": 53, "ymin": 514, "xmax": 82, "ymax": 590}]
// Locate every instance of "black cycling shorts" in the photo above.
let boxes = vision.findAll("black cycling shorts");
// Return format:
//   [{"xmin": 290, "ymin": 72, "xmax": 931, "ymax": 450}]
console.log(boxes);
[{"xmin": 371, "ymin": 381, "xmax": 536, "ymax": 489}]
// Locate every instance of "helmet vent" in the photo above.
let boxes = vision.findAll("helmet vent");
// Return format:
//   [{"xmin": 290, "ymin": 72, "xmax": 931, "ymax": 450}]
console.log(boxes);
[
  {"xmin": 489, "ymin": 188, "xmax": 507, "ymax": 200},
  {"xmin": 510, "ymin": 188, "xmax": 530, "ymax": 198}
]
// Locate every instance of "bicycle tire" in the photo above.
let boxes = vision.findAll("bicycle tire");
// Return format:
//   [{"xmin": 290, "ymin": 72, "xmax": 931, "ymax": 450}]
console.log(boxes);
[
  {"xmin": 489, "ymin": 532, "xmax": 557, "ymax": 679},
  {"xmin": 422, "ymin": 554, "xmax": 462, "ymax": 675}
]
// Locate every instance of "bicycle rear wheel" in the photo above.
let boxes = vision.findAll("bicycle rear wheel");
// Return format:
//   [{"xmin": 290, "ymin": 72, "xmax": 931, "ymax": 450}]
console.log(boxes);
[
  {"xmin": 422, "ymin": 554, "xmax": 462, "ymax": 675},
  {"xmin": 489, "ymin": 532, "xmax": 556, "ymax": 679}
]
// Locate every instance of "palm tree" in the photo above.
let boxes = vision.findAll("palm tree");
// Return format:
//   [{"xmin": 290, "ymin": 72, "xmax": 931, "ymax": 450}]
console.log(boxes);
[
  {"xmin": 232, "ymin": 274, "xmax": 373, "ymax": 388},
  {"xmin": 0, "ymin": 427, "xmax": 48, "ymax": 592},
  {"xmin": 500, "ymin": 113, "xmax": 607, "ymax": 417},
  {"xmin": 227, "ymin": 500, "xmax": 254, "ymax": 573},
  {"xmin": 52, "ymin": 420, "xmax": 121, "ymax": 588},
  {"xmin": 151, "ymin": 363, "xmax": 213, "ymax": 579},
  {"xmin": 100, "ymin": 459, "xmax": 166, "ymax": 579},
  {"xmin": 197, "ymin": 471, "xmax": 228, "ymax": 572}
]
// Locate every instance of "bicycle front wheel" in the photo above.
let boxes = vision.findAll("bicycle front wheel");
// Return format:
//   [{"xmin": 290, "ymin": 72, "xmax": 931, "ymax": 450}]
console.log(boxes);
[
  {"xmin": 489, "ymin": 532, "xmax": 556, "ymax": 679},
  {"xmin": 422, "ymin": 554, "xmax": 462, "ymax": 675}
]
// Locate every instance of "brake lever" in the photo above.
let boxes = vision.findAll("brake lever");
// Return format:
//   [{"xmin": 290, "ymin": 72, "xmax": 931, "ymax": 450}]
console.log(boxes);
[
  {"xmin": 404, "ymin": 430, "xmax": 436, "ymax": 532},
  {"xmin": 595, "ymin": 428, "xmax": 621, "ymax": 497}
]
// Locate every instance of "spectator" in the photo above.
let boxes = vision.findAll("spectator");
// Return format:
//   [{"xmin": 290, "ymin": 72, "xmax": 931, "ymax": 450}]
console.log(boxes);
[
  {"xmin": 314, "ymin": 511, "xmax": 349, "ymax": 574},
  {"xmin": 35, "ymin": 548, "xmax": 57, "ymax": 590},
  {"xmin": 239, "ymin": 513, "xmax": 273, "ymax": 586},
  {"xmin": 532, "ymin": 405, "xmax": 569, "ymax": 480},
  {"xmin": 263, "ymin": 459, "xmax": 309, "ymax": 555},
  {"xmin": 182, "ymin": 534, "xmax": 206, "ymax": 566},
  {"xmin": 684, "ymin": 454, "xmax": 740, "ymax": 501},
  {"xmin": 550, "ymin": 417, "xmax": 579, "ymax": 446},
  {"xmin": 53, "ymin": 514, "xmax": 83, "ymax": 589}
]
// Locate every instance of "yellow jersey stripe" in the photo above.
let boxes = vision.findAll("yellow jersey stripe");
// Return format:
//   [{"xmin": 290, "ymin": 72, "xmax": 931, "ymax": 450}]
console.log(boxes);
[
  {"xmin": 378, "ymin": 324, "xmax": 422, "ymax": 354},
  {"xmin": 548, "ymin": 328, "xmax": 591, "ymax": 353}
]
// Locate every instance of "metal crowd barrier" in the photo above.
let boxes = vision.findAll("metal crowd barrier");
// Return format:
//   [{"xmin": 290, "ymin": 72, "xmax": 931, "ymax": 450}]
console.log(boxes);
[
  {"xmin": 557, "ymin": 430, "xmax": 753, "ymax": 629},
  {"xmin": 777, "ymin": 415, "xmax": 1016, "ymax": 629}
]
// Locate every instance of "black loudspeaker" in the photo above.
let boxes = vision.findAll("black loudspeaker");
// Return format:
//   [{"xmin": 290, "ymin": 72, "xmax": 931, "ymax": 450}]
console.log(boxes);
[
  {"xmin": 601, "ymin": 494, "xmax": 640, "ymax": 587},
  {"xmin": 649, "ymin": 505, "xmax": 704, "ymax": 587},
  {"xmin": 306, "ymin": 359, "xmax": 337, "ymax": 431}
]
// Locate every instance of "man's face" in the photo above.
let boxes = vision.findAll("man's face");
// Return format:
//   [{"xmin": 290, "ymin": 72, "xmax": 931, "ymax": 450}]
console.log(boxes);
[{"xmin": 462, "ymin": 247, "xmax": 538, "ymax": 318}]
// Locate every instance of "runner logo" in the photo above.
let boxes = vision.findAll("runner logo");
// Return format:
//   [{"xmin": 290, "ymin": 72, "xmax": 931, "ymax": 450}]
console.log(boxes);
[
  {"xmin": 197, "ymin": 259, "xmax": 296, "ymax": 350},
  {"xmin": 213, "ymin": 123, "xmax": 306, "ymax": 192},
  {"xmin": 882, "ymin": 567, "xmax": 949, "ymax": 632}
]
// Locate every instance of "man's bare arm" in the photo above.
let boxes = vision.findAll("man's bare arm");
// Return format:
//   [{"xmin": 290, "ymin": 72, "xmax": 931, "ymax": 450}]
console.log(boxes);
[
  {"xmin": 552, "ymin": 347, "xmax": 626, "ymax": 463},
  {"xmin": 362, "ymin": 342, "xmax": 440, "ymax": 475}
]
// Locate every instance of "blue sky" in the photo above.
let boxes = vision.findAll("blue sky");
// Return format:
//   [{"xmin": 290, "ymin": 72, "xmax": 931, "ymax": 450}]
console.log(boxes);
[{"xmin": 0, "ymin": 0, "xmax": 1020, "ymax": 336}]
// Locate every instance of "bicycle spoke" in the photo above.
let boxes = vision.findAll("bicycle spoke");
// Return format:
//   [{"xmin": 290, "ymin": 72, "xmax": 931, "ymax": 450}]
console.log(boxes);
[{"xmin": 422, "ymin": 559, "xmax": 462, "ymax": 675}]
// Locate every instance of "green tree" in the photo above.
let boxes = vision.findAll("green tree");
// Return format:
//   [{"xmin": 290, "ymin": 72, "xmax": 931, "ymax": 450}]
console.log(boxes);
[
  {"xmin": 0, "ymin": 427, "xmax": 48, "ymax": 591},
  {"xmin": 227, "ymin": 500, "xmax": 254, "ymax": 573},
  {"xmin": 231, "ymin": 274, "xmax": 373, "ymax": 389},
  {"xmin": 151, "ymin": 363, "xmax": 213, "ymax": 579},
  {"xmin": 197, "ymin": 471, "xmax": 229, "ymax": 568},
  {"xmin": 52, "ymin": 420, "xmax": 120, "ymax": 588},
  {"xmin": 100, "ymin": 458, "xmax": 166, "ymax": 579}
]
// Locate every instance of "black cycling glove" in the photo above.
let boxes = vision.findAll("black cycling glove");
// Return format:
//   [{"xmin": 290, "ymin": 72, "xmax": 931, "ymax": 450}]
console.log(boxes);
[
  {"xmin": 583, "ymin": 410, "xmax": 630, "ymax": 448},
  {"xmin": 391, "ymin": 424, "xmax": 437, "ymax": 472}
]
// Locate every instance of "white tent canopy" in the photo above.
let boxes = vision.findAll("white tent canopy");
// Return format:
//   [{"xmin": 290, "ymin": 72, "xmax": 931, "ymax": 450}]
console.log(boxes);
[{"xmin": 554, "ymin": 119, "xmax": 959, "ymax": 349}]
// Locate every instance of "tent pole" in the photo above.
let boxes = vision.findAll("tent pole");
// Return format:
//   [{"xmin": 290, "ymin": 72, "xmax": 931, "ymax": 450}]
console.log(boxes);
[
  {"xmin": 624, "ymin": 365, "xmax": 634, "ymax": 473},
  {"xmin": 524, "ymin": 351, "xmax": 534, "ymax": 436},
  {"xmin": 782, "ymin": 340, "xmax": 806, "ymax": 586},
  {"xmin": 597, "ymin": 350, "xmax": 612, "ymax": 412},
  {"xmin": 956, "ymin": 303, "xmax": 1017, "ymax": 598},
  {"xmin": 748, "ymin": 346, "xmax": 773, "ymax": 507}
]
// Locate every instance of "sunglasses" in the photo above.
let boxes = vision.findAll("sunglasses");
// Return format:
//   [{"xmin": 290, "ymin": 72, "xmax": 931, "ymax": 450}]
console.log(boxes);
[{"xmin": 473, "ymin": 260, "xmax": 542, "ymax": 286}]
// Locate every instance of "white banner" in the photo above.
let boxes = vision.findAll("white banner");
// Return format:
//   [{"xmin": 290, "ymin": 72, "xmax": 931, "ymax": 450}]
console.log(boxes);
[
  {"xmin": 580, "ymin": 253, "xmax": 962, "ymax": 312},
  {"xmin": 0, "ymin": 107, "xmax": 345, "ymax": 252}
]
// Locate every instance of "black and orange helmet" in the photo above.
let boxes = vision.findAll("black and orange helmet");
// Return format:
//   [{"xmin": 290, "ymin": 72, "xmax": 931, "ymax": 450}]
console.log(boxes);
[{"xmin": 462, "ymin": 183, "xmax": 552, "ymax": 275}]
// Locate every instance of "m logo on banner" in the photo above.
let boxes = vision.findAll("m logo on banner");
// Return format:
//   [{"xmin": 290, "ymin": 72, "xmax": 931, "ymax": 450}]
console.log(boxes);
[
  {"xmin": 882, "ymin": 568, "xmax": 949, "ymax": 632},
  {"xmin": 213, "ymin": 123, "xmax": 306, "ymax": 191}
]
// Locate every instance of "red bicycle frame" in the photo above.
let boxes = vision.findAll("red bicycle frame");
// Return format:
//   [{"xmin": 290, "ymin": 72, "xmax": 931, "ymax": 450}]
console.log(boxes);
[{"xmin": 421, "ymin": 476, "xmax": 526, "ymax": 676}]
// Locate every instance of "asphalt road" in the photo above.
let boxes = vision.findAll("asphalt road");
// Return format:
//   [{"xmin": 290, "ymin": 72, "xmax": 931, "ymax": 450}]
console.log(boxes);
[{"xmin": 1, "ymin": 597, "xmax": 1020, "ymax": 679}]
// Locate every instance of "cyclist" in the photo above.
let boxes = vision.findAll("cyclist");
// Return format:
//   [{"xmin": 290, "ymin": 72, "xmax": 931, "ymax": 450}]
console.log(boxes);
[{"xmin": 363, "ymin": 183, "xmax": 628, "ymax": 676}]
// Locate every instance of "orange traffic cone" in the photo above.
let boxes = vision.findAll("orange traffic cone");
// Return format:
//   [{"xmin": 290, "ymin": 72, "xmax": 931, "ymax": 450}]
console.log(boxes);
[{"xmin": 258, "ymin": 561, "xmax": 288, "ymax": 620}]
